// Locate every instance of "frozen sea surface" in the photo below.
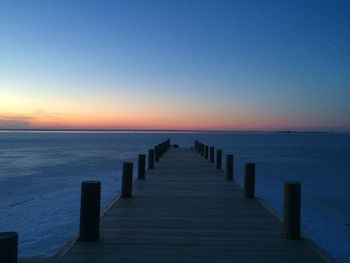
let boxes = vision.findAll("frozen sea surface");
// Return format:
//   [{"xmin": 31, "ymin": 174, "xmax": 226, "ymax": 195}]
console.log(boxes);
[
  {"xmin": 0, "ymin": 132, "xmax": 170, "ymax": 257},
  {"xmin": 0, "ymin": 131, "xmax": 349, "ymax": 262}
]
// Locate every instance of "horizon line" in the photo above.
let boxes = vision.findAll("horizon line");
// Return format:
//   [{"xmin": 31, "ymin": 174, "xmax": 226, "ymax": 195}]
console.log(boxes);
[{"xmin": 0, "ymin": 128, "xmax": 336, "ymax": 134}]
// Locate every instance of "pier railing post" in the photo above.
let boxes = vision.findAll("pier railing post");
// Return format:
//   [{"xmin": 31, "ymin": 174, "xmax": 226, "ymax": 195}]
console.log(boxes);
[
  {"xmin": 244, "ymin": 163, "xmax": 255, "ymax": 198},
  {"xmin": 0, "ymin": 232, "xmax": 18, "ymax": 263},
  {"xmin": 138, "ymin": 154, "xmax": 146, "ymax": 180},
  {"xmin": 216, "ymin": 149, "xmax": 222, "ymax": 169},
  {"xmin": 121, "ymin": 162, "xmax": 133, "ymax": 198},
  {"xmin": 154, "ymin": 145, "xmax": 160, "ymax": 162},
  {"xmin": 167, "ymin": 138, "xmax": 170, "ymax": 151},
  {"xmin": 159, "ymin": 143, "xmax": 163, "ymax": 157},
  {"xmin": 159, "ymin": 144, "xmax": 162, "ymax": 157},
  {"xmin": 210, "ymin": 146, "xmax": 215, "ymax": 163},
  {"xmin": 226, "ymin": 154, "xmax": 233, "ymax": 180},
  {"xmin": 283, "ymin": 181, "xmax": 301, "ymax": 239},
  {"xmin": 205, "ymin": 145, "xmax": 209, "ymax": 159},
  {"xmin": 79, "ymin": 181, "xmax": 101, "ymax": 241},
  {"xmin": 148, "ymin": 149, "xmax": 154, "ymax": 169}
]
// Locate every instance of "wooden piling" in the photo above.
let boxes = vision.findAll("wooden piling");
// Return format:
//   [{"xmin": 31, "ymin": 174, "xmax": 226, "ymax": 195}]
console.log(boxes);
[
  {"xmin": 79, "ymin": 181, "xmax": 101, "ymax": 241},
  {"xmin": 148, "ymin": 149, "xmax": 154, "ymax": 169},
  {"xmin": 216, "ymin": 149, "xmax": 222, "ymax": 169},
  {"xmin": 205, "ymin": 145, "xmax": 209, "ymax": 159},
  {"xmin": 283, "ymin": 181, "xmax": 301, "ymax": 239},
  {"xmin": 159, "ymin": 143, "xmax": 164, "ymax": 157},
  {"xmin": 244, "ymin": 163, "xmax": 255, "ymax": 198},
  {"xmin": 154, "ymin": 146, "xmax": 160, "ymax": 162},
  {"xmin": 210, "ymin": 146, "xmax": 215, "ymax": 163},
  {"xmin": 138, "ymin": 154, "xmax": 146, "ymax": 180},
  {"xmin": 226, "ymin": 154, "xmax": 233, "ymax": 180},
  {"xmin": 121, "ymin": 162, "xmax": 133, "ymax": 198},
  {"xmin": 0, "ymin": 232, "xmax": 18, "ymax": 263}
]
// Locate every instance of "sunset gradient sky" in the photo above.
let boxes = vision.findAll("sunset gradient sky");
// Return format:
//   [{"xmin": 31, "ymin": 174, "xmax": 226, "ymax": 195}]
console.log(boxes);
[{"xmin": 1, "ymin": 0, "xmax": 349, "ymax": 131}]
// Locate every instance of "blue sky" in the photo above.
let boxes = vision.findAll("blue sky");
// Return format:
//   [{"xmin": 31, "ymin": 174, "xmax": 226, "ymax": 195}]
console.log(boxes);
[{"xmin": 0, "ymin": 0, "xmax": 349, "ymax": 130}]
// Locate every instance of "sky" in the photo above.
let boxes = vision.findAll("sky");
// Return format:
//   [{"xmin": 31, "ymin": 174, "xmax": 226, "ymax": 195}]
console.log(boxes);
[{"xmin": 0, "ymin": 0, "xmax": 349, "ymax": 131}]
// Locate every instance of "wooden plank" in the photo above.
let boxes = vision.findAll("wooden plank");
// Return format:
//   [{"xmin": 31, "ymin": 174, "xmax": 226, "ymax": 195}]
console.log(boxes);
[{"xmin": 52, "ymin": 147, "xmax": 327, "ymax": 263}]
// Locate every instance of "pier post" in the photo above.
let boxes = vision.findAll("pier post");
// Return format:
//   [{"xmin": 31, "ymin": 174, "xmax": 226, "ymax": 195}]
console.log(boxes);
[
  {"xmin": 226, "ymin": 154, "xmax": 233, "ymax": 180},
  {"xmin": 167, "ymin": 138, "xmax": 170, "ymax": 151},
  {"xmin": 79, "ymin": 181, "xmax": 101, "ymax": 241},
  {"xmin": 121, "ymin": 162, "xmax": 133, "ymax": 198},
  {"xmin": 210, "ymin": 146, "xmax": 215, "ymax": 163},
  {"xmin": 283, "ymin": 181, "xmax": 301, "ymax": 239},
  {"xmin": 244, "ymin": 163, "xmax": 255, "ymax": 198},
  {"xmin": 154, "ymin": 145, "xmax": 160, "ymax": 162},
  {"xmin": 0, "ymin": 232, "xmax": 18, "ymax": 263},
  {"xmin": 138, "ymin": 154, "xmax": 146, "ymax": 180},
  {"xmin": 148, "ymin": 149, "xmax": 154, "ymax": 169},
  {"xmin": 205, "ymin": 145, "xmax": 209, "ymax": 159},
  {"xmin": 159, "ymin": 143, "xmax": 162, "ymax": 157},
  {"xmin": 216, "ymin": 149, "xmax": 222, "ymax": 169},
  {"xmin": 159, "ymin": 143, "xmax": 164, "ymax": 157},
  {"xmin": 162, "ymin": 142, "xmax": 166, "ymax": 155}
]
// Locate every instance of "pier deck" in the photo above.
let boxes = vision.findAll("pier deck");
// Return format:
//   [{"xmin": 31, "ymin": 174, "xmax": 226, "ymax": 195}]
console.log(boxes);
[{"xmin": 55, "ymin": 147, "xmax": 326, "ymax": 262}]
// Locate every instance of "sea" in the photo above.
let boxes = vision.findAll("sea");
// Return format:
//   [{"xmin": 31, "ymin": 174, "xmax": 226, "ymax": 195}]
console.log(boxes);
[{"xmin": 0, "ymin": 131, "xmax": 349, "ymax": 262}]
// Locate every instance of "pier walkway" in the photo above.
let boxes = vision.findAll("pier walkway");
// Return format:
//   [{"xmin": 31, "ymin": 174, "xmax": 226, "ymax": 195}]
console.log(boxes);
[{"xmin": 55, "ymin": 147, "xmax": 326, "ymax": 262}]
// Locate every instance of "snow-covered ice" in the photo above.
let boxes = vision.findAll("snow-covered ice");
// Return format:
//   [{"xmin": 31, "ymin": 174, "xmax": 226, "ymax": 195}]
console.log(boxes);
[{"xmin": 0, "ymin": 131, "xmax": 349, "ymax": 262}]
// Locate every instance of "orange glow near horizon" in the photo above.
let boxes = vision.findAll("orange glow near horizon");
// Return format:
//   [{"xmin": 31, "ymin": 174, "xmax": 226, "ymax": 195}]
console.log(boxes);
[
  {"xmin": 1, "ymin": 107, "xmax": 339, "ymax": 131},
  {"xmin": 0, "ymin": 89, "xmax": 347, "ymax": 131}
]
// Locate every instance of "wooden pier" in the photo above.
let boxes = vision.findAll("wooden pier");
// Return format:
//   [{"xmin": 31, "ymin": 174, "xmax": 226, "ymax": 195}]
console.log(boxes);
[{"xmin": 49, "ymin": 146, "xmax": 328, "ymax": 263}]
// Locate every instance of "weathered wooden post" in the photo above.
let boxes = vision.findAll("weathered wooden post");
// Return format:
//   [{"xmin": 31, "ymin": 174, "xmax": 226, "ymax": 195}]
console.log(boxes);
[
  {"xmin": 154, "ymin": 145, "xmax": 159, "ymax": 162},
  {"xmin": 216, "ymin": 149, "xmax": 222, "ymax": 169},
  {"xmin": 167, "ymin": 138, "xmax": 170, "ymax": 151},
  {"xmin": 148, "ymin": 149, "xmax": 154, "ymax": 169},
  {"xmin": 210, "ymin": 146, "xmax": 215, "ymax": 163},
  {"xmin": 159, "ymin": 143, "xmax": 163, "ymax": 157},
  {"xmin": 283, "ymin": 181, "xmax": 301, "ymax": 239},
  {"xmin": 121, "ymin": 162, "xmax": 133, "ymax": 198},
  {"xmin": 138, "ymin": 154, "xmax": 146, "ymax": 180},
  {"xmin": 157, "ymin": 145, "xmax": 161, "ymax": 161},
  {"xmin": 226, "ymin": 154, "xmax": 233, "ymax": 180},
  {"xmin": 194, "ymin": 140, "xmax": 198, "ymax": 151},
  {"xmin": 0, "ymin": 232, "xmax": 18, "ymax": 263},
  {"xmin": 162, "ymin": 142, "xmax": 166, "ymax": 155},
  {"xmin": 205, "ymin": 145, "xmax": 209, "ymax": 159},
  {"xmin": 79, "ymin": 181, "xmax": 101, "ymax": 241},
  {"xmin": 161, "ymin": 142, "xmax": 165, "ymax": 156},
  {"xmin": 244, "ymin": 163, "xmax": 255, "ymax": 198}
]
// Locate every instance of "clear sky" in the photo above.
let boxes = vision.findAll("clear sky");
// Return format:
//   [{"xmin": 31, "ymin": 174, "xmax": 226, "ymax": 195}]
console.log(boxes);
[{"xmin": 0, "ymin": 0, "xmax": 349, "ymax": 131}]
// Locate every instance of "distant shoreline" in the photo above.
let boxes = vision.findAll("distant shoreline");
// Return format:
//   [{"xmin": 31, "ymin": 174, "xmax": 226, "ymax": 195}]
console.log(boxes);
[{"xmin": 275, "ymin": 130, "xmax": 331, "ymax": 134}]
